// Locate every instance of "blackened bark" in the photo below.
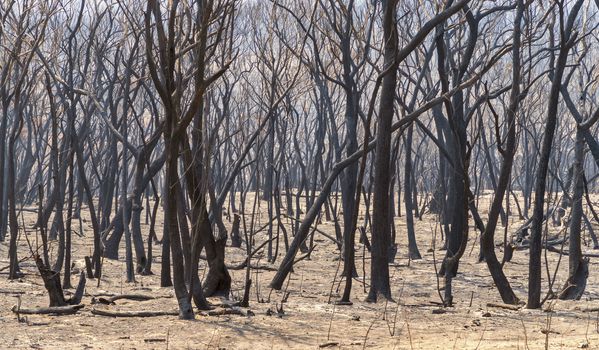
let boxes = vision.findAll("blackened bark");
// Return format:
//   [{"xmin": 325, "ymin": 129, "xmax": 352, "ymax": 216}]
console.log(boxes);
[
  {"xmin": 367, "ymin": 0, "xmax": 398, "ymax": 302},
  {"xmin": 230, "ymin": 213, "xmax": 241, "ymax": 248},
  {"xmin": 404, "ymin": 125, "xmax": 421, "ymax": 260},
  {"xmin": 558, "ymin": 129, "xmax": 588, "ymax": 300},
  {"xmin": 481, "ymin": 0, "xmax": 524, "ymax": 305},
  {"xmin": 528, "ymin": 0, "xmax": 583, "ymax": 309},
  {"xmin": 35, "ymin": 256, "xmax": 67, "ymax": 307}
]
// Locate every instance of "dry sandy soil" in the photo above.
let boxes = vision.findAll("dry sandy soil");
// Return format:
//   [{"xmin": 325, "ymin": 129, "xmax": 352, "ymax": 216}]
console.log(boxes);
[{"xmin": 1, "ymin": 193, "xmax": 599, "ymax": 349}]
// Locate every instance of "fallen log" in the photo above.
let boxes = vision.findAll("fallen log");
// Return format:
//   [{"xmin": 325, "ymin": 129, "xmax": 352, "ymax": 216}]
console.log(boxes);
[
  {"xmin": 11, "ymin": 304, "xmax": 84, "ymax": 315},
  {"xmin": 109, "ymin": 294, "xmax": 156, "ymax": 302},
  {"xmin": 579, "ymin": 306, "xmax": 599, "ymax": 312},
  {"xmin": 144, "ymin": 338, "xmax": 167, "ymax": 343},
  {"xmin": 235, "ymin": 264, "xmax": 278, "ymax": 271},
  {"xmin": 486, "ymin": 302, "xmax": 521, "ymax": 311},
  {"xmin": 91, "ymin": 308, "xmax": 178, "ymax": 317},
  {"xmin": 211, "ymin": 300, "xmax": 241, "ymax": 308},
  {"xmin": 92, "ymin": 294, "xmax": 156, "ymax": 305},
  {"xmin": 0, "ymin": 289, "xmax": 26, "ymax": 294},
  {"xmin": 200, "ymin": 308, "xmax": 246, "ymax": 317},
  {"xmin": 319, "ymin": 342, "xmax": 340, "ymax": 348},
  {"xmin": 546, "ymin": 246, "xmax": 599, "ymax": 258},
  {"xmin": 514, "ymin": 237, "xmax": 566, "ymax": 250}
]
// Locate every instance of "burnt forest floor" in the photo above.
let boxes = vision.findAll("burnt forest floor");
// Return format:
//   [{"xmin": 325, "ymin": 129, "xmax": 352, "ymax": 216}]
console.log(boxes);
[{"xmin": 0, "ymin": 192, "xmax": 599, "ymax": 349}]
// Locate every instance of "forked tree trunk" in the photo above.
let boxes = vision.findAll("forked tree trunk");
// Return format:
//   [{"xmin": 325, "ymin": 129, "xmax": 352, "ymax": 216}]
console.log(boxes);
[
  {"xmin": 481, "ymin": 0, "xmax": 524, "ymax": 305},
  {"xmin": 164, "ymin": 138, "xmax": 194, "ymax": 319}
]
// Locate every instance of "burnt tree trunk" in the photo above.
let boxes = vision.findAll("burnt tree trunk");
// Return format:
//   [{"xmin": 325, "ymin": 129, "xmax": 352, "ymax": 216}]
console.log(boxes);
[
  {"xmin": 367, "ymin": 0, "xmax": 399, "ymax": 302},
  {"xmin": 527, "ymin": 0, "xmax": 583, "ymax": 309},
  {"xmin": 558, "ymin": 129, "xmax": 588, "ymax": 300},
  {"xmin": 481, "ymin": 0, "xmax": 524, "ymax": 305}
]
